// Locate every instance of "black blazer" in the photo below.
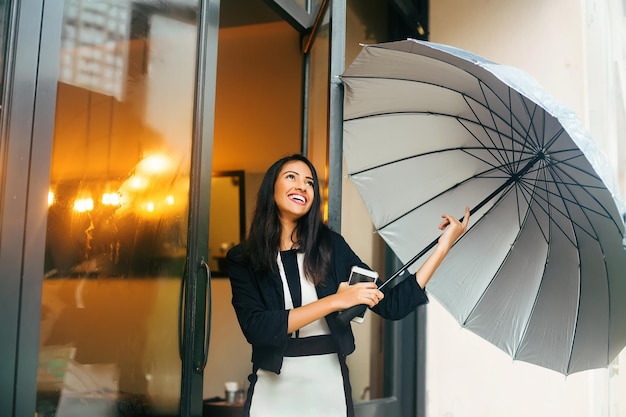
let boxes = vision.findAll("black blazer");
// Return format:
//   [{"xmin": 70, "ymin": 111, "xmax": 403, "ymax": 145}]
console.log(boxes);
[{"xmin": 226, "ymin": 230, "xmax": 429, "ymax": 374}]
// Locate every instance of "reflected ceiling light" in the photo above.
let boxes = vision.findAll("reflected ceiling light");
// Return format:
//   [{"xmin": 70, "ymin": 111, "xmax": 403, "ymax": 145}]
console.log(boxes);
[
  {"xmin": 138, "ymin": 154, "xmax": 171, "ymax": 174},
  {"xmin": 102, "ymin": 192, "xmax": 121, "ymax": 206},
  {"xmin": 48, "ymin": 191, "xmax": 55, "ymax": 206},
  {"xmin": 128, "ymin": 176, "xmax": 147, "ymax": 190},
  {"xmin": 73, "ymin": 197, "xmax": 94, "ymax": 213},
  {"xmin": 165, "ymin": 195, "xmax": 175, "ymax": 205},
  {"xmin": 145, "ymin": 201, "xmax": 155, "ymax": 212}
]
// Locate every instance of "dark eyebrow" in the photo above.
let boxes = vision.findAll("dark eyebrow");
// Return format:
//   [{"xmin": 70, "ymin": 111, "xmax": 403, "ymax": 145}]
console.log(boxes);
[{"xmin": 284, "ymin": 170, "xmax": 314, "ymax": 182}]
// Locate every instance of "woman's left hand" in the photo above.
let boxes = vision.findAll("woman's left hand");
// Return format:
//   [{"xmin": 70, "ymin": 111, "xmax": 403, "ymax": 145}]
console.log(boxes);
[{"xmin": 437, "ymin": 206, "xmax": 470, "ymax": 249}]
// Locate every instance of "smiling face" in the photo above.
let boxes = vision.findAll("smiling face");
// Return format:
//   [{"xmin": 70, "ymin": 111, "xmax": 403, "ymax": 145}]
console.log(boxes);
[{"xmin": 274, "ymin": 160, "xmax": 315, "ymax": 224}]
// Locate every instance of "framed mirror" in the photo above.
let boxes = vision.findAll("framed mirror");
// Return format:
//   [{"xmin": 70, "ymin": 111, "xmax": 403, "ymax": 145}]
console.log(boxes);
[{"xmin": 209, "ymin": 170, "xmax": 246, "ymax": 277}]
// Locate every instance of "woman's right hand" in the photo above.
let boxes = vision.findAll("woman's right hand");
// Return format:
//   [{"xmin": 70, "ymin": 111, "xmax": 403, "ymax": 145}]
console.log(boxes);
[
  {"xmin": 287, "ymin": 281, "xmax": 384, "ymax": 333},
  {"xmin": 334, "ymin": 282, "xmax": 384, "ymax": 310}
]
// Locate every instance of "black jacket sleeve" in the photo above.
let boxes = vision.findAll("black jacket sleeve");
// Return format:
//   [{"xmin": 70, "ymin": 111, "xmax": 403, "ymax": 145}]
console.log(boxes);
[
  {"xmin": 226, "ymin": 244, "xmax": 290, "ymax": 372},
  {"xmin": 329, "ymin": 232, "xmax": 429, "ymax": 320}
]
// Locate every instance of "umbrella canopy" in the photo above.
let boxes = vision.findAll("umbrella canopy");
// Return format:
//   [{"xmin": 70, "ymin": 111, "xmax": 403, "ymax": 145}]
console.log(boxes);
[{"xmin": 341, "ymin": 39, "xmax": 626, "ymax": 375}]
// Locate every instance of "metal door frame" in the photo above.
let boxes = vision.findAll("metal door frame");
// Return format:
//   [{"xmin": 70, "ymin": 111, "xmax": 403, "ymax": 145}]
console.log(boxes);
[
  {"xmin": 0, "ymin": 1, "xmax": 63, "ymax": 416},
  {"xmin": 0, "ymin": 1, "xmax": 222, "ymax": 416},
  {"xmin": 180, "ymin": 0, "xmax": 221, "ymax": 416}
]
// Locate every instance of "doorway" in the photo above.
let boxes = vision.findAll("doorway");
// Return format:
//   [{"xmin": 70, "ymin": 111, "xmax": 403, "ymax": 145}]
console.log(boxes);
[{"xmin": 1, "ymin": 0, "xmax": 430, "ymax": 416}]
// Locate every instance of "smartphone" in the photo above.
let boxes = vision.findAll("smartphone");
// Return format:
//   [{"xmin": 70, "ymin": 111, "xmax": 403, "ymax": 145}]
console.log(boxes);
[{"xmin": 348, "ymin": 266, "xmax": 379, "ymax": 323}]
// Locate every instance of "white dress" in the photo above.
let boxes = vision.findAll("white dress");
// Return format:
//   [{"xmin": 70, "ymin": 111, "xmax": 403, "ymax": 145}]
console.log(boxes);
[{"xmin": 247, "ymin": 250, "xmax": 349, "ymax": 417}]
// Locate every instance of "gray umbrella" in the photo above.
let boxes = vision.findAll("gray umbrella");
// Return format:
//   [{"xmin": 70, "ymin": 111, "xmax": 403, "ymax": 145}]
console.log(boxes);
[{"xmin": 340, "ymin": 39, "xmax": 626, "ymax": 375}]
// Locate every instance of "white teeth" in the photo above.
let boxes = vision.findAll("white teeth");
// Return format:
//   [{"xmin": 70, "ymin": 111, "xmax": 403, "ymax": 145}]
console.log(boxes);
[{"xmin": 290, "ymin": 194, "xmax": 306, "ymax": 203}]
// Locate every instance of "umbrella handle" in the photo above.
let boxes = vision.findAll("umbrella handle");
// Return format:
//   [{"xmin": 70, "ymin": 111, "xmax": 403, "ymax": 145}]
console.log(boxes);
[{"xmin": 336, "ymin": 304, "xmax": 367, "ymax": 327}]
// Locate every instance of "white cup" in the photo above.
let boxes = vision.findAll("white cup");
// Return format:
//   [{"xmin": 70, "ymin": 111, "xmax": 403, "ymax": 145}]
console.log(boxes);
[{"xmin": 225, "ymin": 381, "xmax": 239, "ymax": 403}]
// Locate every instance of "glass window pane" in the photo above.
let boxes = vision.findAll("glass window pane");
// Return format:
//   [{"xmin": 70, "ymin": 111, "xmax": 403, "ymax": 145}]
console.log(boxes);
[{"xmin": 37, "ymin": 2, "xmax": 199, "ymax": 416}]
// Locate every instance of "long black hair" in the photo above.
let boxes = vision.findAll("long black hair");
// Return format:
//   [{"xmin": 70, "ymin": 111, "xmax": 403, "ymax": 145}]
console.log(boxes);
[{"xmin": 244, "ymin": 154, "xmax": 332, "ymax": 286}]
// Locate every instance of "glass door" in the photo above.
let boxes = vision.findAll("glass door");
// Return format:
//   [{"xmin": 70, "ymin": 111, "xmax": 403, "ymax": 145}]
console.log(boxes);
[
  {"xmin": 295, "ymin": 1, "xmax": 430, "ymax": 416},
  {"xmin": 34, "ymin": 1, "xmax": 217, "ymax": 416}
]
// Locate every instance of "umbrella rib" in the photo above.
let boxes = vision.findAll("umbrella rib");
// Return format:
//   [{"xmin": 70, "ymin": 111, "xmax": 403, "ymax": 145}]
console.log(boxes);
[
  {"xmin": 348, "ymin": 145, "xmax": 532, "ymax": 177},
  {"xmin": 543, "ymin": 166, "xmax": 592, "ymax": 374},
  {"xmin": 376, "ymin": 153, "xmax": 544, "ymax": 232},
  {"xmin": 375, "ymin": 168, "xmax": 503, "ymax": 231},
  {"xmin": 543, "ymin": 166, "xmax": 577, "ymax": 370},
  {"xmin": 507, "ymin": 87, "xmax": 516, "ymax": 166},
  {"xmin": 453, "ymin": 111, "xmax": 537, "ymax": 163},
  {"xmin": 551, "ymin": 165, "xmax": 615, "ymax": 372},
  {"xmin": 514, "ymin": 96, "xmax": 544, "ymax": 173},
  {"xmin": 472, "ymin": 81, "xmax": 541, "ymax": 171},
  {"xmin": 515, "ymin": 174, "xmax": 579, "ymax": 247},
  {"xmin": 346, "ymin": 109, "xmax": 534, "ymax": 156},
  {"xmin": 544, "ymin": 150, "xmax": 624, "ymax": 370},
  {"xmin": 474, "ymin": 73, "xmax": 545, "ymax": 153},
  {"xmin": 505, "ymin": 87, "xmax": 544, "ymax": 169},
  {"xmin": 461, "ymin": 180, "xmax": 549, "ymax": 359},
  {"xmin": 548, "ymin": 156, "xmax": 623, "ymax": 230},
  {"xmin": 515, "ymin": 172, "xmax": 550, "ymax": 244},
  {"xmin": 513, "ymin": 165, "xmax": 555, "ymax": 360},
  {"xmin": 346, "ymin": 111, "xmax": 539, "ymax": 179},
  {"xmin": 459, "ymin": 148, "xmax": 516, "ymax": 177},
  {"xmin": 516, "ymin": 174, "xmax": 611, "ymax": 243},
  {"xmin": 467, "ymin": 83, "xmax": 514, "ymax": 168},
  {"xmin": 457, "ymin": 184, "xmax": 529, "ymax": 326},
  {"xmin": 548, "ymin": 162, "xmax": 624, "ymax": 236},
  {"xmin": 343, "ymin": 75, "xmax": 547, "ymax": 157}
]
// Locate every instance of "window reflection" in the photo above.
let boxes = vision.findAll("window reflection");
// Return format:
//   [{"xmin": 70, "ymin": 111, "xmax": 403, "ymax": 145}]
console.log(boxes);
[
  {"xmin": 59, "ymin": 1, "xmax": 131, "ymax": 101},
  {"xmin": 45, "ymin": 151, "xmax": 189, "ymax": 278},
  {"xmin": 37, "ymin": 2, "xmax": 198, "ymax": 416}
]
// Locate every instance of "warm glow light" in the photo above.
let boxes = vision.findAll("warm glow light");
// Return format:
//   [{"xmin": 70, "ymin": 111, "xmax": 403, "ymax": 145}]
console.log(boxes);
[
  {"xmin": 145, "ymin": 201, "xmax": 155, "ymax": 212},
  {"xmin": 129, "ymin": 176, "xmax": 147, "ymax": 190},
  {"xmin": 73, "ymin": 198, "xmax": 94, "ymax": 212},
  {"xmin": 165, "ymin": 195, "xmax": 175, "ymax": 205},
  {"xmin": 138, "ymin": 154, "xmax": 171, "ymax": 174},
  {"xmin": 102, "ymin": 192, "xmax": 121, "ymax": 206},
  {"xmin": 48, "ymin": 191, "xmax": 54, "ymax": 206}
]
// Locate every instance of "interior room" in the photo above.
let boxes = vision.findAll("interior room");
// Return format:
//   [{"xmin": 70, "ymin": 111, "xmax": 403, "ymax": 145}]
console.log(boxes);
[{"xmin": 36, "ymin": 0, "xmax": 401, "ymax": 415}]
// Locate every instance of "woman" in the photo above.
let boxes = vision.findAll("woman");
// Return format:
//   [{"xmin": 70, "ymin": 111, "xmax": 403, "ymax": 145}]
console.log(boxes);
[{"xmin": 227, "ymin": 154, "xmax": 469, "ymax": 417}]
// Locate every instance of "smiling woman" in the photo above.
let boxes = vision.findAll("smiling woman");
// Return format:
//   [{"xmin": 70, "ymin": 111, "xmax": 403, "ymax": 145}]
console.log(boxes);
[{"xmin": 225, "ymin": 154, "xmax": 467, "ymax": 417}]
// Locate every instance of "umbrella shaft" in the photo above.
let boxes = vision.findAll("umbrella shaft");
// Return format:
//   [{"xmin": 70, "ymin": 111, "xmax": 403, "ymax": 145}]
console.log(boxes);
[{"xmin": 377, "ymin": 152, "xmax": 543, "ymax": 290}]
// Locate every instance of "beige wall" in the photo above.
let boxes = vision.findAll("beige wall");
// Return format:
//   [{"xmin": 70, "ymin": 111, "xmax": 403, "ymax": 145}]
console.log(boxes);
[
  {"xmin": 430, "ymin": 0, "xmax": 585, "ymax": 120},
  {"xmin": 426, "ymin": 2, "xmax": 618, "ymax": 417},
  {"xmin": 212, "ymin": 22, "xmax": 302, "ymax": 174}
]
